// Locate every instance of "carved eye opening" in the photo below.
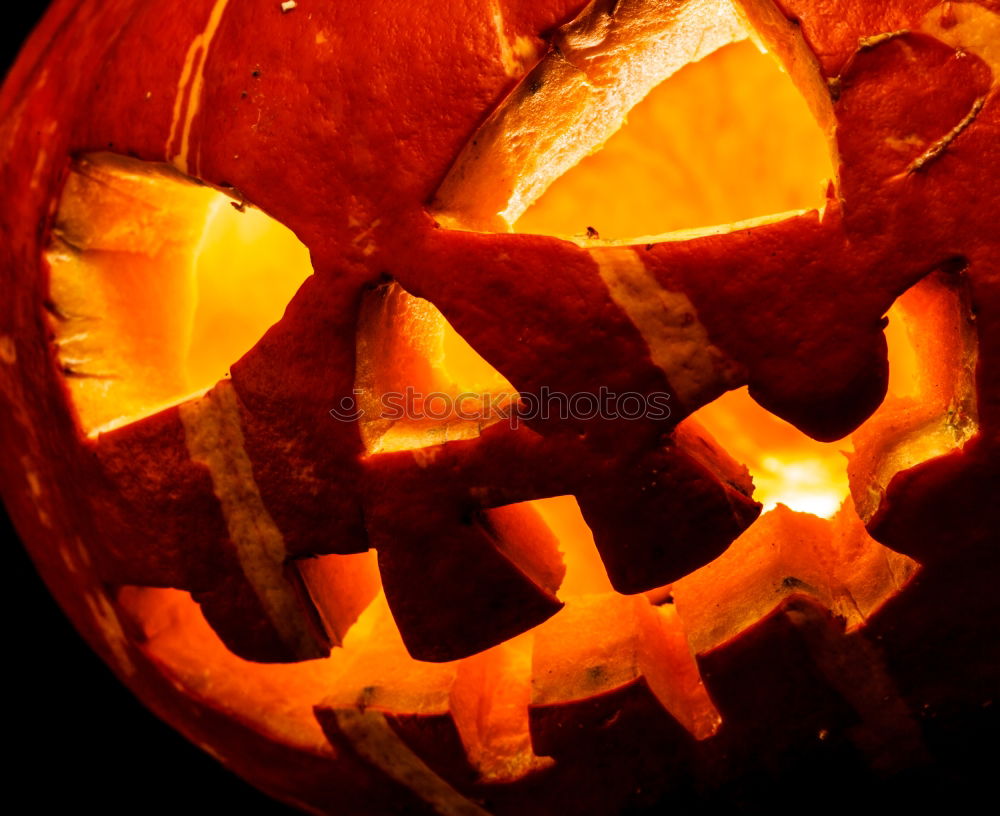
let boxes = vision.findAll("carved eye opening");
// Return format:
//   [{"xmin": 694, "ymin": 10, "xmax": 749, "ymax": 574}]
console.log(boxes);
[{"xmin": 46, "ymin": 152, "xmax": 313, "ymax": 437}]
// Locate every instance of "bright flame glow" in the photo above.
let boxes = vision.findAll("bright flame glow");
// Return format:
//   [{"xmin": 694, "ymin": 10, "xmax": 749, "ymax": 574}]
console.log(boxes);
[
  {"xmin": 530, "ymin": 495, "xmax": 613, "ymax": 597},
  {"xmin": 757, "ymin": 458, "xmax": 846, "ymax": 518},
  {"xmin": 692, "ymin": 388, "xmax": 852, "ymax": 519}
]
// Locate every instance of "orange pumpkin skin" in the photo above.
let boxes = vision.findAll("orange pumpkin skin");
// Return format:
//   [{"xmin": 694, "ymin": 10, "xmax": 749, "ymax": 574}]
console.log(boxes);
[{"xmin": 2, "ymin": 0, "xmax": 1000, "ymax": 812}]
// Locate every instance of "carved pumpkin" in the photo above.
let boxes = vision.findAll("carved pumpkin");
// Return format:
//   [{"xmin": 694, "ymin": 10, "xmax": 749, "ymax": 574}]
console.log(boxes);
[{"xmin": 2, "ymin": 0, "xmax": 998, "ymax": 811}]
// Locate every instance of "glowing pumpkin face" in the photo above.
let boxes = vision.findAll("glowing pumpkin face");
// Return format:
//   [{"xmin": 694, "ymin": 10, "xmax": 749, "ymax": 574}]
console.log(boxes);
[{"xmin": 2, "ymin": 0, "xmax": 999, "ymax": 811}]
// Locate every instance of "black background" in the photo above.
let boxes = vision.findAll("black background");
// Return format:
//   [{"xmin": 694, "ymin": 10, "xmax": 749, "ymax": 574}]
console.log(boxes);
[{"xmin": 3, "ymin": 4, "xmax": 294, "ymax": 813}]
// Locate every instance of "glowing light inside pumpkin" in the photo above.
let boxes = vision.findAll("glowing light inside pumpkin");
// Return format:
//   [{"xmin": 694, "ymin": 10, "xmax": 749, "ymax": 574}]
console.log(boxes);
[
  {"xmin": 691, "ymin": 389, "xmax": 852, "ymax": 518},
  {"xmin": 51, "ymin": 1, "xmax": 981, "ymax": 788},
  {"xmin": 516, "ymin": 39, "xmax": 834, "ymax": 241},
  {"xmin": 686, "ymin": 281, "xmax": 968, "ymax": 521},
  {"xmin": 354, "ymin": 282, "xmax": 517, "ymax": 455},
  {"xmin": 849, "ymin": 268, "xmax": 979, "ymax": 521},
  {"xmin": 532, "ymin": 495, "xmax": 613, "ymax": 597},
  {"xmin": 669, "ymin": 500, "xmax": 919, "ymax": 655},
  {"xmin": 46, "ymin": 153, "xmax": 313, "ymax": 437}
]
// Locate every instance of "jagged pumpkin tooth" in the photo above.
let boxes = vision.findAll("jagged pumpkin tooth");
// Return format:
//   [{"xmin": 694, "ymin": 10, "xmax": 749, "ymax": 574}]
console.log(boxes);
[
  {"xmin": 296, "ymin": 551, "xmax": 381, "ymax": 648},
  {"xmin": 696, "ymin": 597, "xmax": 865, "ymax": 783},
  {"xmin": 193, "ymin": 566, "xmax": 329, "ymax": 663},
  {"xmin": 314, "ymin": 597, "xmax": 476, "ymax": 791},
  {"xmin": 672, "ymin": 505, "xmax": 841, "ymax": 654},
  {"xmin": 91, "ymin": 404, "xmax": 232, "ymax": 591},
  {"xmin": 450, "ymin": 638, "xmax": 554, "ymax": 784},
  {"xmin": 578, "ymin": 422, "xmax": 760, "ymax": 593},
  {"xmin": 529, "ymin": 593, "xmax": 718, "ymax": 758},
  {"xmin": 371, "ymin": 497, "xmax": 564, "ymax": 663},
  {"xmin": 94, "ymin": 385, "xmax": 335, "ymax": 663},
  {"xmin": 698, "ymin": 595, "xmax": 926, "ymax": 780}
]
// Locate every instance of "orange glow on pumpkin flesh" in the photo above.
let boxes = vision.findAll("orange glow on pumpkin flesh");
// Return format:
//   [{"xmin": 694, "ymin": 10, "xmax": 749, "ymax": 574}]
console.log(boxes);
[
  {"xmin": 88, "ymin": 16, "xmax": 934, "ymax": 783},
  {"xmin": 2, "ymin": 0, "xmax": 998, "ymax": 813}
]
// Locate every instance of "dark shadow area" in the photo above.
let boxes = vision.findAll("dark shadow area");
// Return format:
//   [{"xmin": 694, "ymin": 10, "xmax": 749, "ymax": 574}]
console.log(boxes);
[{"xmin": 3, "ymin": 4, "xmax": 296, "ymax": 813}]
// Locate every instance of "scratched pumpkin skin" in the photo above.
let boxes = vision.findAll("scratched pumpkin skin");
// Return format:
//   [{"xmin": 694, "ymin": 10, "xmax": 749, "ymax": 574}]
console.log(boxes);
[{"xmin": 2, "ymin": 0, "xmax": 1000, "ymax": 813}]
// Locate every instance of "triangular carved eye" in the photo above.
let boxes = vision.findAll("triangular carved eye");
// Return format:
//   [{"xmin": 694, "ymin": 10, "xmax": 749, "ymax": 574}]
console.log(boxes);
[
  {"xmin": 431, "ymin": 1, "xmax": 832, "ymax": 242},
  {"xmin": 46, "ymin": 153, "xmax": 313, "ymax": 437},
  {"xmin": 354, "ymin": 281, "xmax": 517, "ymax": 454},
  {"xmin": 517, "ymin": 39, "xmax": 833, "ymax": 241}
]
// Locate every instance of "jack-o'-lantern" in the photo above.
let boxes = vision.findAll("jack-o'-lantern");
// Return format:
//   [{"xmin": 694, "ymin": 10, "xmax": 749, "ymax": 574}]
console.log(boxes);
[{"xmin": 1, "ymin": 0, "xmax": 998, "ymax": 812}]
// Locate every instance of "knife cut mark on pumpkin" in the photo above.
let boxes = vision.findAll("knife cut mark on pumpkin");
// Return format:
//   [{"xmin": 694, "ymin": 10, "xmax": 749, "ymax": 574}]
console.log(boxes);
[
  {"xmin": 490, "ymin": 0, "xmax": 539, "ymax": 78},
  {"xmin": 167, "ymin": 0, "xmax": 232, "ymax": 174},
  {"xmin": 905, "ymin": 95, "xmax": 984, "ymax": 174}
]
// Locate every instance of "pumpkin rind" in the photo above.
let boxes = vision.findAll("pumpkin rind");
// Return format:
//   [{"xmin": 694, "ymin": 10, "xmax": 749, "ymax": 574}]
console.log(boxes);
[{"xmin": 2, "ymin": 0, "xmax": 999, "ymax": 812}]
